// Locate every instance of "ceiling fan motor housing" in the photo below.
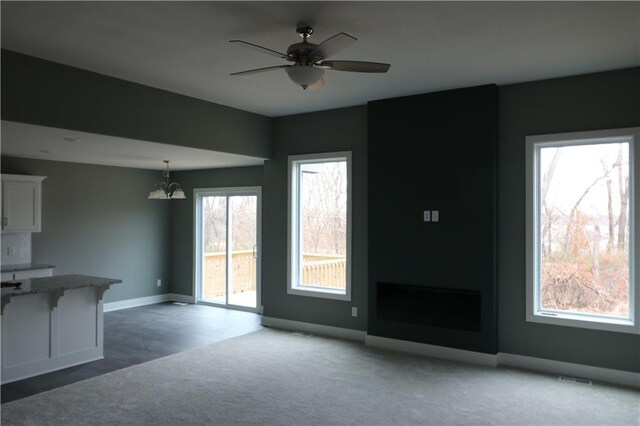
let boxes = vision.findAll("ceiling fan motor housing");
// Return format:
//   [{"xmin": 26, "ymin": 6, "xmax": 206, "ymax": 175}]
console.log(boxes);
[{"xmin": 287, "ymin": 42, "xmax": 319, "ymax": 64}]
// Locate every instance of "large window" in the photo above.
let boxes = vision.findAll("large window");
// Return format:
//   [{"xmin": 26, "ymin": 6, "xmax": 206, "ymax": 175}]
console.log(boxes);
[
  {"xmin": 526, "ymin": 128, "xmax": 638, "ymax": 334},
  {"xmin": 288, "ymin": 152, "xmax": 352, "ymax": 300}
]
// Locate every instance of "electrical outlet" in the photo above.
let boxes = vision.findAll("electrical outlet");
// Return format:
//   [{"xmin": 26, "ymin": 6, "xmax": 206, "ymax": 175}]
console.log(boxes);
[
  {"xmin": 352, "ymin": 307, "xmax": 358, "ymax": 317},
  {"xmin": 156, "ymin": 279, "xmax": 162, "ymax": 287}
]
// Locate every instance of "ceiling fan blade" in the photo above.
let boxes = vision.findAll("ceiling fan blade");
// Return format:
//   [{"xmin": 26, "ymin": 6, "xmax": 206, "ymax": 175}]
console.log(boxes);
[
  {"xmin": 308, "ymin": 76, "xmax": 325, "ymax": 90},
  {"xmin": 230, "ymin": 65, "xmax": 290, "ymax": 76},
  {"xmin": 229, "ymin": 40, "xmax": 289, "ymax": 59},
  {"xmin": 309, "ymin": 33, "xmax": 357, "ymax": 60},
  {"xmin": 319, "ymin": 61, "xmax": 391, "ymax": 73}
]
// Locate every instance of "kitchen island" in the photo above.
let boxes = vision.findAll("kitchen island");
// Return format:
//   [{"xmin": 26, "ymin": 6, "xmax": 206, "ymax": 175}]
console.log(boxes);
[{"xmin": 1, "ymin": 274, "xmax": 122, "ymax": 384}]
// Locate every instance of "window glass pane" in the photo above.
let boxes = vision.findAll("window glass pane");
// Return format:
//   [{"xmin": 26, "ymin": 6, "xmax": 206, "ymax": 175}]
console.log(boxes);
[
  {"xmin": 299, "ymin": 160, "xmax": 347, "ymax": 290},
  {"xmin": 202, "ymin": 196, "xmax": 227, "ymax": 303},
  {"xmin": 229, "ymin": 196, "xmax": 257, "ymax": 308},
  {"xmin": 539, "ymin": 142, "xmax": 630, "ymax": 318}
]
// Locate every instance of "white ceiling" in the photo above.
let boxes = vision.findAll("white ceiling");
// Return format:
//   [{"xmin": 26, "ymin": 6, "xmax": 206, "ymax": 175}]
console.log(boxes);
[
  {"xmin": 2, "ymin": 1, "xmax": 638, "ymax": 118},
  {"xmin": 0, "ymin": 121, "xmax": 265, "ymax": 171}
]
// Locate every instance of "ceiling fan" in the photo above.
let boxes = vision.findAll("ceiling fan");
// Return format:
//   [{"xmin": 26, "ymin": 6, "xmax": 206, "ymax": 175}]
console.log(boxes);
[{"xmin": 229, "ymin": 26, "xmax": 391, "ymax": 90}]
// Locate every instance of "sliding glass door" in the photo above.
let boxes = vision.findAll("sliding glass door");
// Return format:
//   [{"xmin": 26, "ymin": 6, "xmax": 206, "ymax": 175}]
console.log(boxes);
[{"xmin": 195, "ymin": 187, "xmax": 261, "ymax": 312}]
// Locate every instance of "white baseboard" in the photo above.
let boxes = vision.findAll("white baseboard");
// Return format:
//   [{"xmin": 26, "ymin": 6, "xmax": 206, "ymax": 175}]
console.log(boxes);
[
  {"xmin": 261, "ymin": 316, "xmax": 366, "ymax": 342},
  {"xmin": 104, "ymin": 293, "xmax": 195, "ymax": 312},
  {"xmin": 365, "ymin": 334, "xmax": 499, "ymax": 367},
  {"xmin": 104, "ymin": 294, "xmax": 171, "ymax": 312},
  {"xmin": 498, "ymin": 352, "xmax": 640, "ymax": 389}
]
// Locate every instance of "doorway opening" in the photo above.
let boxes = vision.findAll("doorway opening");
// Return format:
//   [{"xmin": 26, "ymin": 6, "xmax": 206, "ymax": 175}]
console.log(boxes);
[{"xmin": 194, "ymin": 187, "xmax": 261, "ymax": 313}]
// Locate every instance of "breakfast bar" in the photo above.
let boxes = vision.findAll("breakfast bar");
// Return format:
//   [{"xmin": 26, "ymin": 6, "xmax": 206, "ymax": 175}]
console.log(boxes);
[{"xmin": 1, "ymin": 274, "xmax": 122, "ymax": 384}]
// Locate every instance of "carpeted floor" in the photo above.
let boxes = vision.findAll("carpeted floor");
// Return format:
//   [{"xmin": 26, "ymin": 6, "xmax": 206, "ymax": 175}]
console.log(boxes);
[{"xmin": 1, "ymin": 328, "xmax": 638, "ymax": 425}]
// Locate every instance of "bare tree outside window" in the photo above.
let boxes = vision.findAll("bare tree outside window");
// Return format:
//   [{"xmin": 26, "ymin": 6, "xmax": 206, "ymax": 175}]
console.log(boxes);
[
  {"xmin": 539, "ymin": 142, "xmax": 630, "ymax": 317},
  {"xmin": 203, "ymin": 196, "xmax": 226, "ymax": 252},
  {"xmin": 299, "ymin": 160, "xmax": 348, "ymax": 289}
]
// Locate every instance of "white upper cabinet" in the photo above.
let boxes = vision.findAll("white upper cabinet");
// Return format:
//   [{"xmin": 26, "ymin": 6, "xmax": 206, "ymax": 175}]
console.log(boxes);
[{"xmin": 1, "ymin": 174, "xmax": 46, "ymax": 233}]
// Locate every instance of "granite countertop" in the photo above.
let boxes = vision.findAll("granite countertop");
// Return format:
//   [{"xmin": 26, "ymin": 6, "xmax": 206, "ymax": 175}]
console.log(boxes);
[
  {"xmin": 1, "ymin": 274, "xmax": 122, "ymax": 299},
  {"xmin": 1, "ymin": 263, "xmax": 56, "ymax": 273}
]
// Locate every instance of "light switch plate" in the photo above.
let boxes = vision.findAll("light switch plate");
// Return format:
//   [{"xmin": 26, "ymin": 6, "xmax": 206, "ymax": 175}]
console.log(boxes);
[
  {"xmin": 423, "ymin": 211, "xmax": 431, "ymax": 222},
  {"xmin": 432, "ymin": 210, "xmax": 439, "ymax": 222},
  {"xmin": 352, "ymin": 307, "xmax": 358, "ymax": 317}
]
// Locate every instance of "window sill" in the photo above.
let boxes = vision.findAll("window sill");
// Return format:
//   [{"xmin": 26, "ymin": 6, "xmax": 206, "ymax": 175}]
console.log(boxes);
[
  {"xmin": 528, "ymin": 311, "xmax": 639, "ymax": 334},
  {"xmin": 288, "ymin": 286, "xmax": 350, "ymax": 301}
]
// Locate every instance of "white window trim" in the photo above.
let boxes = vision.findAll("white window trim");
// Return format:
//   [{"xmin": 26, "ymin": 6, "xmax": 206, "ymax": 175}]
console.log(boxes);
[
  {"xmin": 287, "ymin": 151, "xmax": 352, "ymax": 301},
  {"xmin": 525, "ymin": 127, "xmax": 639, "ymax": 334}
]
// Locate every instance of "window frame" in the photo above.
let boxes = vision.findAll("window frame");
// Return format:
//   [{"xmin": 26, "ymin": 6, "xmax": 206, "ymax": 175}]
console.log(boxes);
[
  {"xmin": 525, "ymin": 127, "xmax": 639, "ymax": 334},
  {"xmin": 287, "ymin": 151, "xmax": 352, "ymax": 301}
]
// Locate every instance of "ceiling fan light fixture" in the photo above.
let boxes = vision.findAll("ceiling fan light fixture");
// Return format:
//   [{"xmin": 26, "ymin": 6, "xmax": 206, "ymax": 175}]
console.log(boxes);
[{"xmin": 285, "ymin": 65, "xmax": 324, "ymax": 89}]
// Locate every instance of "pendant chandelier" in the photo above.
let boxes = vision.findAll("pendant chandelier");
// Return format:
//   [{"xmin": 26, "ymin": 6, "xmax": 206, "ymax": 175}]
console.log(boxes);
[{"xmin": 148, "ymin": 161, "xmax": 186, "ymax": 199}]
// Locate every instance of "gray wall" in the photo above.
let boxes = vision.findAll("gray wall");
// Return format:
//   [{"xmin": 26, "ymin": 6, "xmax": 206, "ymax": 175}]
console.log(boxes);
[
  {"xmin": 1, "ymin": 50, "xmax": 272, "ymax": 158},
  {"xmin": 1, "ymin": 156, "xmax": 171, "ymax": 303},
  {"xmin": 262, "ymin": 106, "xmax": 368, "ymax": 330},
  {"xmin": 498, "ymin": 67, "xmax": 640, "ymax": 372},
  {"xmin": 170, "ymin": 166, "xmax": 263, "ymax": 297}
]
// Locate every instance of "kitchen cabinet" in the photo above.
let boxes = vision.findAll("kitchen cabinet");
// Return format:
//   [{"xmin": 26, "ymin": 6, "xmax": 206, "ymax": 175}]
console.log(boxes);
[{"xmin": 1, "ymin": 174, "xmax": 46, "ymax": 233}]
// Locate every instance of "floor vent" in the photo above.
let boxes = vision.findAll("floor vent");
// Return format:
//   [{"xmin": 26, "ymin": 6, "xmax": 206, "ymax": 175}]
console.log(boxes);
[
  {"xmin": 291, "ymin": 331, "xmax": 313, "ymax": 337},
  {"xmin": 559, "ymin": 376, "xmax": 593, "ymax": 385},
  {"xmin": 172, "ymin": 302, "xmax": 189, "ymax": 306}
]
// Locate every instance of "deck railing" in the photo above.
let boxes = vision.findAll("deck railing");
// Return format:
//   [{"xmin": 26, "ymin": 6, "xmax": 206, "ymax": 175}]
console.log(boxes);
[
  {"xmin": 203, "ymin": 250, "xmax": 255, "ymax": 300},
  {"xmin": 202, "ymin": 251, "xmax": 346, "ymax": 299},
  {"xmin": 301, "ymin": 255, "xmax": 347, "ymax": 289}
]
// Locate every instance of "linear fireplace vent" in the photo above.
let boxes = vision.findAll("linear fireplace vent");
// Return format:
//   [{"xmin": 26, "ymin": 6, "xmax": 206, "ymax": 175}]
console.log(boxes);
[{"xmin": 376, "ymin": 282, "xmax": 481, "ymax": 331}]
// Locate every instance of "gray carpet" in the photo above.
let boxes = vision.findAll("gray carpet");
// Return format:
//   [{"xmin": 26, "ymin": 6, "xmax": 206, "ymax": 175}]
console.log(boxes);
[{"xmin": 1, "ymin": 328, "xmax": 638, "ymax": 425}]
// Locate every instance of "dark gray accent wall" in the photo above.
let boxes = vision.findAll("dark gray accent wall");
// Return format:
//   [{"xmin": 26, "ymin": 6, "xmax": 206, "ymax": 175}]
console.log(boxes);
[
  {"xmin": 263, "ymin": 106, "xmax": 368, "ymax": 330},
  {"xmin": 1, "ymin": 156, "xmax": 170, "ymax": 303},
  {"xmin": 169, "ymin": 166, "xmax": 263, "ymax": 297},
  {"xmin": 498, "ymin": 67, "xmax": 640, "ymax": 372},
  {"xmin": 1, "ymin": 50, "xmax": 271, "ymax": 158},
  {"xmin": 368, "ymin": 85, "xmax": 498, "ymax": 354}
]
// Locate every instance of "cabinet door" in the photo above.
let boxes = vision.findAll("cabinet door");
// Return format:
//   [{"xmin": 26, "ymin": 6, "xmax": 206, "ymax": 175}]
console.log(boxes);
[{"xmin": 2, "ymin": 181, "xmax": 40, "ymax": 232}]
